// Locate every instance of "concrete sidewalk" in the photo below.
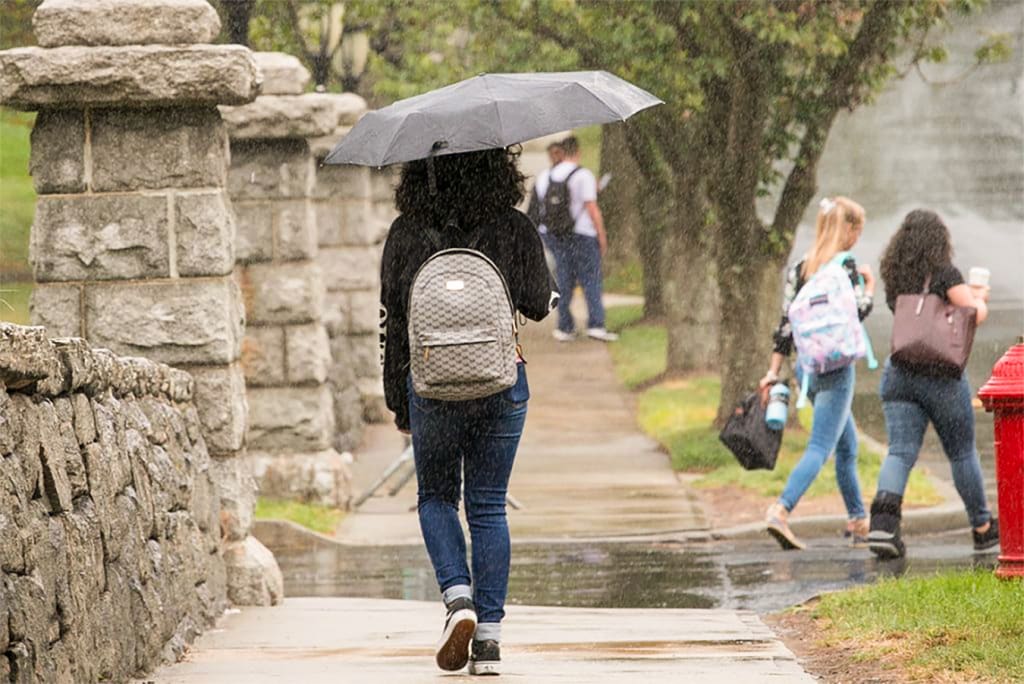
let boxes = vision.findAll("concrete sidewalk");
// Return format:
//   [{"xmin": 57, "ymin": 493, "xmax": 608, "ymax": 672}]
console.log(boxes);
[
  {"xmin": 148, "ymin": 598, "xmax": 813, "ymax": 683},
  {"xmin": 338, "ymin": 294, "xmax": 709, "ymax": 544}
]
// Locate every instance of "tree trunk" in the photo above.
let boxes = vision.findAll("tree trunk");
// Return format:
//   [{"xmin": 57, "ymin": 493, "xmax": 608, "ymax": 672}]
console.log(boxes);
[
  {"xmin": 636, "ymin": 196, "xmax": 665, "ymax": 318},
  {"xmin": 222, "ymin": 0, "xmax": 254, "ymax": 46},
  {"xmin": 663, "ymin": 229, "xmax": 718, "ymax": 374},
  {"xmin": 598, "ymin": 123, "xmax": 641, "ymax": 274},
  {"xmin": 715, "ymin": 255, "xmax": 781, "ymax": 425}
]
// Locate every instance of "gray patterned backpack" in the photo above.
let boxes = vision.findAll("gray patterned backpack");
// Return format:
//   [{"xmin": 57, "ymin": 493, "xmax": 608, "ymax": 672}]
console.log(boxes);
[{"xmin": 408, "ymin": 225, "xmax": 518, "ymax": 401}]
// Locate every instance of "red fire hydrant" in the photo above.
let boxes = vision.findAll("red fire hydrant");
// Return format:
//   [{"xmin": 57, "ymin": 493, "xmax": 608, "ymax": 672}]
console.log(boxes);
[{"xmin": 978, "ymin": 337, "xmax": 1024, "ymax": 580}]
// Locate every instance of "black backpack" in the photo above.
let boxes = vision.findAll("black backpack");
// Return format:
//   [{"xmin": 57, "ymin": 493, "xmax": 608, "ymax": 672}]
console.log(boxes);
[
  {"xmin": 718, "ymin": 393, "xmax": 782, "ymax": 471},
  {"xmin": 535, "ymin": 166, "xmax": 581, "ymax": 238}
]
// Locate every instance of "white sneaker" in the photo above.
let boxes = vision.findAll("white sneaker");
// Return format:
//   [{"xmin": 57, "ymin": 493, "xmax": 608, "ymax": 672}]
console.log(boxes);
[
  {"xmin": 552, "ymin": 329, "xmax": 575, "ymax": 342},
  {"xmin": 586, "ymin": 328, "xmax": 619, "ymax": 342}
]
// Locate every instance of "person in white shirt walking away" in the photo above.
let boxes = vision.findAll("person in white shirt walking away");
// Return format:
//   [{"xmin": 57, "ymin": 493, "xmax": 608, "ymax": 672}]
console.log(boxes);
[{"xmin": 529, "ymin": 136, "xmax": 618, "ymax": 342}]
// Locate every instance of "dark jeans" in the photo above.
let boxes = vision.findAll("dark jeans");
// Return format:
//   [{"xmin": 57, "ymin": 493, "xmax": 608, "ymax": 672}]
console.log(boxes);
[
  {"xmin": 542, "ymin": 232, "xmax": 605, "ymax": 332},
  {"xmin": 408, "ymin": 364, "xmax": 529, "ymax": 625},
  {"xmin": 779, "ymin": 365, "xmax": 865, "ymax": 518},
  {"xmin": 876, "ymin": 359, "xmax": 991, "ymax": 528}
]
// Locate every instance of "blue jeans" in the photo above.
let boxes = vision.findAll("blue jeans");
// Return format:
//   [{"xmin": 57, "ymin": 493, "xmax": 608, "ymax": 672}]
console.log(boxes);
[
  {"xmin": 876, "ymin": 359, "xmax": 991, "ymax": 528},
  {"xmin": 408, "ymin": 364, "xmax": 529, "ymax": 624},
  {"xmin": 542, "ymin": 233, "xmax": 605, "ymax": 332},
  {"xmin": 779, "ymin": 365, "xmax": 865, "ymax": 519}
]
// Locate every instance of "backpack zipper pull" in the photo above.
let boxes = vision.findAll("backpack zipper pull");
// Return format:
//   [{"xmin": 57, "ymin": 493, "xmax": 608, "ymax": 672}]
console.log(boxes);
[{"xmin": 424, "ymin": 348, "xmax": 430, "ymax": 362}]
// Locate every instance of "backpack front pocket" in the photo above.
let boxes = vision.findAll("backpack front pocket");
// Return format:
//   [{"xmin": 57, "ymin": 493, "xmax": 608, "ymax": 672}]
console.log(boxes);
[{"xmin": 417, "ymin": 329, "xmax": 506, "ymax": 385}]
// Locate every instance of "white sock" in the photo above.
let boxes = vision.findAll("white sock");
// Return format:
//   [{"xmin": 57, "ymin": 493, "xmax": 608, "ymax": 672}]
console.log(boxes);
[{"xmin": 475, "ymin": 622, "xmax": 501, "ymax": 642}]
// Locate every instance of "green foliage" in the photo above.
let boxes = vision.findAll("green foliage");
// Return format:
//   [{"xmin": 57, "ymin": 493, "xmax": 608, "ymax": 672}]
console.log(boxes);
[
  {"xmin": 0, "ymin": 0, "xmax": 40, "ymax": 49},
  {"xmin": 0, "ymin": 109, "xmax": 35, "ymax": 279},
  {"xmin": 254, "ymin": 497, "xmax": 344, "ymax": 535},
  {"xmin": 814, "ymin": 571, "xmax": 1024, "ymax": 682}
]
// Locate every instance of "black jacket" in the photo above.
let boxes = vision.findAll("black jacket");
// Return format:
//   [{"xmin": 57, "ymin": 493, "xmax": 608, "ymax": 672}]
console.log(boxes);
[{"xmin": 380, "ymin": 208, "xmax": 557, "ymax": 430}]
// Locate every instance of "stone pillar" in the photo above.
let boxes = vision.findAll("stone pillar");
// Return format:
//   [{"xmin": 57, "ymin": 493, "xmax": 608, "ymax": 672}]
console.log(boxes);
[
  {"xmin": 220, "ymin": 52, "xmax": 354, "ymax": 507},
  {"xmin": 0, "ymin": 0, "xmax": 282, "ymax": 606},
  {"xmin": 309, "ymin": 114, "xmax": 397, "ymax": 436}
]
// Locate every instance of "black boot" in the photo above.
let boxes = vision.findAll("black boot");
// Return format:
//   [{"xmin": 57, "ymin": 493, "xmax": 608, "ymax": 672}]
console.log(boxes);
[{"xmin": 868, "ymin": 491, "xmax": 905, "ymax": 560}]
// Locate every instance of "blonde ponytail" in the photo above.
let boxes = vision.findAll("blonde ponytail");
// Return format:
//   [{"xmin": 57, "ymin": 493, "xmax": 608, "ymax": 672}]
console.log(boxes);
[{"xmin": 802, "ymin": 196, "xmax": 865, "ymax": 279}]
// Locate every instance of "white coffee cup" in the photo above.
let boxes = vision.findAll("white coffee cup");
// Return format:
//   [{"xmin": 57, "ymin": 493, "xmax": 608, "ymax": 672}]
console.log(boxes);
[{"xmin": 968, "ymin": 267, "xmax": 990, "ymax": 287}]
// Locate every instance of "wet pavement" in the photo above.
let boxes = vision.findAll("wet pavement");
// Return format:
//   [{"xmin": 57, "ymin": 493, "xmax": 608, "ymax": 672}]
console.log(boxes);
[{"xmin": 267, "ymin": 529, "xmax": 997, "ymax": 615}]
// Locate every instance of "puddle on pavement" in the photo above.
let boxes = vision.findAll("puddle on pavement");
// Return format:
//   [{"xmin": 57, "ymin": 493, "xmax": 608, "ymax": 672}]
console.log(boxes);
[{"xmin": 271, "ymin": 534, "xmax": 996, "ymax": 614}]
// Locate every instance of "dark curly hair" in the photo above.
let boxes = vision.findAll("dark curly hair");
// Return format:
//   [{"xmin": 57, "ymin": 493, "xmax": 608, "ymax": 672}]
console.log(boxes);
[
  {"xmin": 394, "ymin": 147, "xmax": 526, "ymax": 229},
  {"xmin": 880, "ymin": 209, "xmax": 954, "ymax": 309}
]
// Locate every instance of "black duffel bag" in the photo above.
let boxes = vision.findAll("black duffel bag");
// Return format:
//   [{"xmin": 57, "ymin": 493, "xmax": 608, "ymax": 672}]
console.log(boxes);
[{"xmin": 718, "ymin": 392, "xmax": 782, "ymax": 471}]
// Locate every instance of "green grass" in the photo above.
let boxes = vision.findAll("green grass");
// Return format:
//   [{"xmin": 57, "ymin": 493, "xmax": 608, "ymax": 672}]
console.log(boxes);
[
  {"xmin": 603, "ymin": 258, "xmax": 643, "ymax": 297},
  {"xmin": 609, "ymin": 320, "xmax": 666, "ymax": 389},
  {"xmin": 0, "ymin": 108, "xmax": 35, "ymax": 278},
  {"xmin": 605, "ymin": 303, "xmax": 645, "ymax": 333},
  {"xmin": 254, "ymin": 497, "xmax": 345, "ymax": 536},
  {"xmin": 608, "ymin": 314, "xmax": 939, "ymax": 504},
  {"xmin": 0, "ymin": 280, "xmax": 32, "ymax": 325},
  {"xmin": 814, "ymin": 571, "xmax": 1024, "ymax": 682}
]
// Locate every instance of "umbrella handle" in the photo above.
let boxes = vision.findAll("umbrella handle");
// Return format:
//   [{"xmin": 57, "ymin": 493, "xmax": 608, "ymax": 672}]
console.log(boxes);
[{"xmin": 428, "ymin": 140, "xmax": 449, "ymax": 196}]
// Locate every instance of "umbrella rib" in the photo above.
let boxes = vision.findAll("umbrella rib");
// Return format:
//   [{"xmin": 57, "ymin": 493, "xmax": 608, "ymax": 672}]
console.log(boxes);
[{"xmin": 481, "ymin": 76, "xmax": 506, "ymax": 148}]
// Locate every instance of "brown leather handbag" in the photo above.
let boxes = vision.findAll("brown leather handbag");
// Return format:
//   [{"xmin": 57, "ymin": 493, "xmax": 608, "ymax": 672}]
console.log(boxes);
[{"xmin": 890, "ymin": 275, "xmax": 977, "ymax": 377}]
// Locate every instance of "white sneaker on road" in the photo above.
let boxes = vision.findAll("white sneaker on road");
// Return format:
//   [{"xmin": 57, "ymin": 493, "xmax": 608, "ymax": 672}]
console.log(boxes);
[
  {"xmin": 552, "ymin": 329, "xmax": 575, "ymax": 342},
  {"xmin": 586, "ymin": 328, "xmax": 619, "ymax": 342}
]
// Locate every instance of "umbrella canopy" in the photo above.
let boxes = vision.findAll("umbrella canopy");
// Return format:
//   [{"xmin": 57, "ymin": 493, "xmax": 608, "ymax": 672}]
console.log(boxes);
[{"xmin": 324, "ymin": 70, "xmax": 663, "ymax": 167}]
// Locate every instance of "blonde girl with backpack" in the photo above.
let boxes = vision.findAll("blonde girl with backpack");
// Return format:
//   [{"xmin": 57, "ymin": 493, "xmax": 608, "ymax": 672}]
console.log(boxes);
[{"xmin": 758, "ymin": 196, "xmax": 875, "ymax": 550}]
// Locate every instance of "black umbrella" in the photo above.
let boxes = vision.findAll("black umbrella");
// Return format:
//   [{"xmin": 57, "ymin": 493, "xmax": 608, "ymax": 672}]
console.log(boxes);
[{"xmin": 324, "ymin": 70, "xmax": 663, "ymax": 167}]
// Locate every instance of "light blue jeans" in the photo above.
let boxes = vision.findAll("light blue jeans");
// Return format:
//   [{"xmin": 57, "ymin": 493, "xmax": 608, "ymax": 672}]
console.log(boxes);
[
  {"xmin": 876, "ymin": 359, "xmax": 991, "ymax": 528},
  {"xmin": 779, "ymin": 365, "xmax": 866, "ymax": 519}
]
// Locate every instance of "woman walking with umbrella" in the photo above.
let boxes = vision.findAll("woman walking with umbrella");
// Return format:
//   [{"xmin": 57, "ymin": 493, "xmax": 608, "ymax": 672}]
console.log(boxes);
[{"xmin": 326, "ymin": 71, "xmax": 661, "ymax": 675}]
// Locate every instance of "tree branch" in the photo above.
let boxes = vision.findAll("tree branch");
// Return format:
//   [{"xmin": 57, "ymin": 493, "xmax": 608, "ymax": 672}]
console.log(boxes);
[{"xmin": 769, "ymin": 0, "xmax": 904, "ymax": 254}]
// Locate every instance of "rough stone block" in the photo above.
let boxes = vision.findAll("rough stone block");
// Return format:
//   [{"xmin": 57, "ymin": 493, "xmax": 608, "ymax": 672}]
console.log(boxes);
[
  {"xmin": 285, "ymin": 324, "xmax": 330, "ymax": 385},
  {"xmin": 29, "ymin": 284, "xmax": 82, "ymax": 339},
  {"xmin": 247, "ymin": 385, "xmax": 334, "ymax": 452},
  {"xmin": 208, "ymin": 457, "xmax": 255, "ymax": 542},
  {"xmin": 328, "ymin": 380, "xmax": 364, "ymax": 453},
  {"xmin": 360, "ymin": 379, "xmax": 391, "ymax": 424},
  {"xmin": 175, "ymin": 191, "xmax": 235, "ymax": 277},
  {"xmin": 84, "ymin": 278, "xmax": 243, "ymax": 366},
  {"xmin": 348, "ymin": 290, "xmax": 381, "ymax": 334},
  {"xmin": 0, "ymin": 324, "xmax": 62, "ymax": 392},
  {"xmin": 317, "ymin": 245, "xmax": 380, "ymax": 292},
  {"xmin": 307, "ymin": 125, "xmax": 352, "ymax": 159},
  {"xmin": 241, "ymin": 261, "xmax": 324, "ymax": 326},
  {"xmin": 37, "ymin": 402, "xmax": 73, "ymax": 513},
  {"xmin": 240, "ymin": 326, "xmax": 285, "ymax": 388},
  {"xmin": 31, "ymin": 194, "xmax": 169, "ymax": 282},
  {"xmin": 33, "ymin": 0, "xmax": 221, "ymax": 48},
  {"xmin": 250, "ymin": 448, "xmax": 352, "ymax": 508},
  {"xmin": 185, "ymin": 364, "xmax": 247, "ymax": 455},
  {"xmin": 0, "ymin": 45, "xmax": 260, "ymax": 110},
  {"xmin": 275, "ymin": 200, "xmax": 317, "ymax": 262},
  {"xmin": 252, "ymin": 52, "xmax": 309, "ymax": 95},
  {"xmin": 320, "ymin": 290, "xmax": 348, "ymax": 338},
  {"xmin": 223, "ymin": 535, "xmax": 283, "ymax": 606},
  {"xmin": 91, "ymin": 108, "xmax": 228, "ymax": 192},
  {"xmin": 228, "ymin": 138, "xmax": 313, "ymax": 200},
  {"xmin": 220, "ymin": 94, "xmax": 341, "ymax": 140},
  {"xmin": 29, "ymin": 109, "xmax": 84, "ymax": 194},
  {"xmin": 311, "ymin": 163, "xmax": 371, "ymax": 200},
  {"xmin": 232, "ymin": 200, "xmax": 273, "ymax": 264},
  {"xmin": 336, "ymin": 333, "xmax": 381, "ymax": 380},
  {"xmin": 315, "ymin": 199, "xmax": 381, "ymax": 247}
]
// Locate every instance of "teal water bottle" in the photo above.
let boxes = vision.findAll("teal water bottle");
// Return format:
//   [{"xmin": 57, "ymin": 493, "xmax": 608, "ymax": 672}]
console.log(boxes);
[{"xmin": 765, "ymin": 383, "xmax": 790, "ymax": 431}]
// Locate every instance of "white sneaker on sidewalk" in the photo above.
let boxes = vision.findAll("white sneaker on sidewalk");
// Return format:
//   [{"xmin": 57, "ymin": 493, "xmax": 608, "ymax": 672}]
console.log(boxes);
[
  {"xmin": 552, "ymin": 329, "xmax": 575, "ymax": 342},
  {"xmin": 586, "ymin": 328, "xmax": 619, "ymax": 342}
]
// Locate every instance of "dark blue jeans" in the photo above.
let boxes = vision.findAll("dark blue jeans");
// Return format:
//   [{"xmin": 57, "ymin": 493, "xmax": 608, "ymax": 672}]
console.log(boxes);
[
  {"xmin": 408, "ymin": 364, "xmax": 529, "ymax": 625},
  {"xmin": 779, "ymin": 365, "xmax": 865, "ymax": 518},
  {"xmin": 876, "ymin": 359, "xmax": 991, "ymax": 527},
  {"xmin": 542, "ymin": 232, "xmax": 605, "ymax": 333}
]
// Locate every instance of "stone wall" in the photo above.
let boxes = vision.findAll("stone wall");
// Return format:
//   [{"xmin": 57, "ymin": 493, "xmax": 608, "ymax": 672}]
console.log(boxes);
[
  {"xmin": 222, "ymin": 52, "xmax": 361, "ymax": 506},
  {"xmin": 0, "ymin": 324, "xmax": 224, "ymax": 682},
  {"xmin": 0, "ymin": 0, "xmax": 281, "ymax": 606},
  {"xmin": 309, "ymin": 135, "xmax": 396, "ymax": 431}
]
